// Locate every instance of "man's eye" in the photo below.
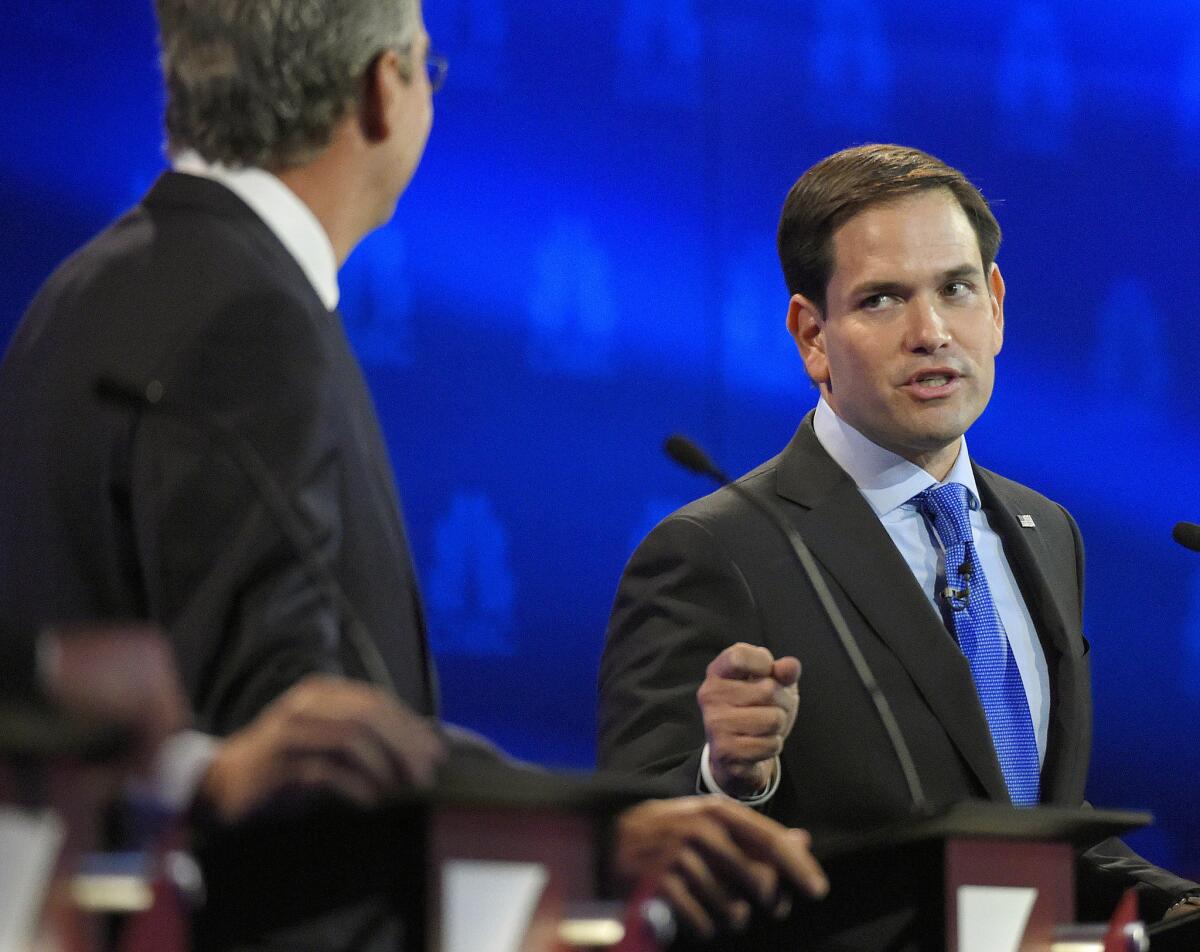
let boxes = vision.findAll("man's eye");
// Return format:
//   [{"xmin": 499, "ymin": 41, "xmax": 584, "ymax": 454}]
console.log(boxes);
[
  {"xmin": 861, "ymin": 293, "xmax": 894, "ymax": 310},
  {"xmin": 943, "ymin": 281, "xmax": 972, "ymax": 297}
]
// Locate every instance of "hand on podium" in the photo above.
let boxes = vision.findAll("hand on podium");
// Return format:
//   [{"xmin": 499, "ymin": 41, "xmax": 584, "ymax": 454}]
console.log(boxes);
[
  {"xmin": 613, "ymin": 796, "xmax": 827, "ymax": 940},
  {"xmin": 199, "ymin": 675, "xmax": 446, "ymax": 822},
  {"xmin": 1164, "ymin": 895, "xmax": 1200, "ymax": 920}
]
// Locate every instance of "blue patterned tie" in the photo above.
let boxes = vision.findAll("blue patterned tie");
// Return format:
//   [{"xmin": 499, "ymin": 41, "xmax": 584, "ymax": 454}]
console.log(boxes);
[{"xmin": 914, "ymin": 483, "xmax": 1041, "ymax": 806}]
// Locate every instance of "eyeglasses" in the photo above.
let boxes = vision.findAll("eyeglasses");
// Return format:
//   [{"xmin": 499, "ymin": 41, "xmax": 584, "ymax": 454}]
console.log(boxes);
[
  {"xmin": 424, "ymin": 50, "xmax": 448, "ymax": 93},
  {"xmin": 386, "ymin": 44, "xmax": 448, "ymax": 94}
]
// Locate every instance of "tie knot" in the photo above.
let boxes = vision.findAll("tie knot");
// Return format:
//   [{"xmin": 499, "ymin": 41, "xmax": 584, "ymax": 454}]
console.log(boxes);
[{"xmin": 914, "ymin": 482, "xmax": 974, "ymax": 546}]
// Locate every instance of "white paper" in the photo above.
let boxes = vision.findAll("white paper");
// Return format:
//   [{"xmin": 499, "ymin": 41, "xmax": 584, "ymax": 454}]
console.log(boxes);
[
  {"xmin": 443, "ymin": 859, "xmax": 549, "ymax": 952},
  {"xmin": 0, "ymin": 807, "xmax": 65, "ymax": 952},
  {"xmin": 957, "ymin": 885, "xmax": 1037, "ymax": 952}
]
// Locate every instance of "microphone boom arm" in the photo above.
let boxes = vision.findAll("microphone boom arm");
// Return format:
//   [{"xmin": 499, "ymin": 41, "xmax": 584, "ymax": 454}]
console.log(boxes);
[{"xmin": 664, "ymin": 434, "xmax": 928, "ymax": 815}]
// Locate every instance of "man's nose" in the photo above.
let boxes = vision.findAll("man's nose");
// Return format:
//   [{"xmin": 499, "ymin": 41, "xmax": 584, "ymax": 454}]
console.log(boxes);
[{"xmin": 904, "ymin": 297, "xmax": 952, "ymax": 354}]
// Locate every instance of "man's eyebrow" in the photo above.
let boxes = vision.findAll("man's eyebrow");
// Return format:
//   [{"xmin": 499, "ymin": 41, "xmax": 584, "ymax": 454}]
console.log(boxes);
[
  {"xmin": 940, "ymin": 264, "xmax": 985, "ymax": 282},
  {"xmin": 844, "ymin": 264, "xmax": 985, "ymax": 300},
  {"xmin": 846, "ymin": 279, "xmax": 909, "ymax": 299}
]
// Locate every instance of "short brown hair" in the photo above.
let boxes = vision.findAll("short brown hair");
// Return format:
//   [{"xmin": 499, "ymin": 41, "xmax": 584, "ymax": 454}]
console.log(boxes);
[{"xmin": 776, "ymin": 144, "xmax": 1001, "ymax": 313}]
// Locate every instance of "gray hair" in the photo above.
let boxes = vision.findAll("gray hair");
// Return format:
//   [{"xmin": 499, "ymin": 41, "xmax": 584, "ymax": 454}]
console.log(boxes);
[{"xmin": 155, "ymin": 0, "xmax": 417, "ymax": 169}]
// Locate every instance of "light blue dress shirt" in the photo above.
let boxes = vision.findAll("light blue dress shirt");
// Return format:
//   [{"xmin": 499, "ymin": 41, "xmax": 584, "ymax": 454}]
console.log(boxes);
[{"xmin": 813, "ymin": 399, "xmax": 1050, "ymax": 763}]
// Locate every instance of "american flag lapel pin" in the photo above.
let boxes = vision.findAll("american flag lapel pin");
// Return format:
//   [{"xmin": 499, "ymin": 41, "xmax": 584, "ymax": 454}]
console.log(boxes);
[{"xmin": 1018, "ymin": 514, "xmax": 1036, "ymax": 528}]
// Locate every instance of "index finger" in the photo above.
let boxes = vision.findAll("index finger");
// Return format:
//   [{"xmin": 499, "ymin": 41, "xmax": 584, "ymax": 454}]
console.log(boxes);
[
  {"xmin": 712, "ymin": 643, "xmax": 776, "ymax": 681},
  {"xmin": 771, "ymin": 656, "xmax": 801, "ymax": 687}
]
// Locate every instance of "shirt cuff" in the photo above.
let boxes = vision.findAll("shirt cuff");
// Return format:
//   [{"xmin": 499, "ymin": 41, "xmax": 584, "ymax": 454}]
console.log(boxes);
[
  {"xmin": 128, "ymin": 730, "xmax": 221, "ymax": 813},
  {"xmin": 696, "ymin": 743, "xmax": 781, "ymax": 806}
]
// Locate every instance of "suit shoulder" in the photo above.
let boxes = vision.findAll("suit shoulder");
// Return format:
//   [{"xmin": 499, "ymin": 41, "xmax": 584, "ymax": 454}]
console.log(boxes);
[
  {"xmin": 25, "ymin": 201, "xmax": 315, "ymax": 330},
  {"xmin": 646, "ymin": 451, "xmax": 785, "ymax": 542},
  {"xmin": 6, "ymin": 195, "xmax": 339, "ymax": 444},
  {"xmin": 974, "ymin": 464, "xmax": 1078, "ymax": 527}
]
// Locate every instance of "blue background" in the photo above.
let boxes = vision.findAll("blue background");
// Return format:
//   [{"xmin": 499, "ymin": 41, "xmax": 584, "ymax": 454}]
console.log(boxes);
[{"xmin": 4, "ymin": 1, "xmax": 1199, "ymax": 876}]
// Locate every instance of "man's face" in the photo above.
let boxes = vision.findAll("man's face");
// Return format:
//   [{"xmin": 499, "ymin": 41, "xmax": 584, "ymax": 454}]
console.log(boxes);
[
  {"xmin": 391, "ymin": 21, "xmax": 434, "ymax": 193},
  {"xmin": 788, "ymin": 189, "xmax": 1005, "ymax": 476},
  {"xmin": 378, "ymin": 14, "xmax": 434, "ymax": 215}
]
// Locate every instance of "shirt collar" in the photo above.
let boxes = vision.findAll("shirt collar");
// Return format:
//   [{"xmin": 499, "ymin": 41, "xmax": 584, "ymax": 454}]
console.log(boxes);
[
  {"xmin": 172, "ymin": 150, "xmax": 340, "ymax": 311},
  {"xmin": 812, "ymin": 398, "xmax": 981, "ymax": 516}
]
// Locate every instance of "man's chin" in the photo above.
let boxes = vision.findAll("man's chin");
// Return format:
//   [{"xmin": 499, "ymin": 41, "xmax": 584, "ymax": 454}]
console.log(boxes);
[
  {"xmin": 905, "ymin": 401, "xmax": 985, "ymax": 442},
  {"xmin": 860, "ymin": 413, "xmax": 970, "ymax": 465},
  {"xmin": 893, "ymin": 417, "xmax": 980, "ymax": 471}
]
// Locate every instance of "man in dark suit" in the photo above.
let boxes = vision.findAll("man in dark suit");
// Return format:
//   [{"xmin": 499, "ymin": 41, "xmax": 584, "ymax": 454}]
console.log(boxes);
[
  {"xmin": 0, "ymin": 1, "xmax": 830, "ymax": 946},
  {"xmin": 598, "ymin": 143, "xmax": 1200, "ymax": 946},
  {"xmin": 0, "ymin": 0, "xmax": 436, "ymax": 735}
]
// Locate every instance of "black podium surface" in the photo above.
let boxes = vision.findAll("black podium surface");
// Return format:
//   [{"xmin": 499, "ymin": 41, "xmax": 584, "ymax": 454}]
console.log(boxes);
[
  {"xmin": 0, "ymin": 702, "xmax": 132, "ymax": 765},
  {"xmin": 815, "ymin": 801, "xmax": 1152, "ymax": 860}
]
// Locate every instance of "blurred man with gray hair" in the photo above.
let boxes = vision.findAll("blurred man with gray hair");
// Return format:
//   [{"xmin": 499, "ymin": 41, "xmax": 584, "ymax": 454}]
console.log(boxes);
[
  {"xmin": 0, "ymin": 2, "xmax": 828, "ymax": 949},
  {"xmin": 2, "ymin": 0, "xmax": 441, "ymax": 737}
]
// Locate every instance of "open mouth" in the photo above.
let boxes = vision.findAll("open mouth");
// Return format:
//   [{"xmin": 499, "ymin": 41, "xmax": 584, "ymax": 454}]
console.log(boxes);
[{"xmin": 905, "ymin": 369, "xmax": 961, "ymax": 395}]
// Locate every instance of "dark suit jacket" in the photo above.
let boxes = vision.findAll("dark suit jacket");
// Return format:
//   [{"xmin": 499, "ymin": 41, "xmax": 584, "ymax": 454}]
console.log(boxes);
[
  {"xmin": 598, "ymin": 413, "xmax": 1196, "ymax": 947},
  {"xmin": 0, "ymin": 172, "xmax": 435, "ymax": 732},
  {"xmin": 0, "ymin": 173, "xmax": 437, "ymax": 950}
]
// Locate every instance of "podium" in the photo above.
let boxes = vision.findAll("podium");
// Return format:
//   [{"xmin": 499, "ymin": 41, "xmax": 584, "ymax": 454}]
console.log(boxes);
[
  {"xmin": 194, "ymin": 748, "xmax": 677, "ymax": 952},
  {"xmin": 415, "ymin": 752, "xmax": 676, "ymax": 952},
  {"xmin": 410, "ymin": 765, "xmax": 1152, "ymax": 952},
  {"xmin": 0, "ymin": 702, "xmax": 135, "ymax": 952},
  {"xmin": 824, "ymin": 802, "xmax": 1151, "ymax": 951},
  {"xmin": 687, "ymin": 801, "xmax": 1151, "ymax": 952},
  {"xmin": 3, "ymin": 711, "xmax": 1168, "ymax": 952},
  {"xmin": 3, "ymin": 687, "xmax": 1167, "ymax": 952}
]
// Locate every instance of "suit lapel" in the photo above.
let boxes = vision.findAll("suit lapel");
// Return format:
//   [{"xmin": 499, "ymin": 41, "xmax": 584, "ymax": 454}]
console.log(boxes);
[
  {"xmin": 973, "ymin": 469, "xmax": 1085, "ymax": 802},
  {"xmin": 772, "ymin": 418, "xmax": 1011, "ymax": 802},
  {"xmin": 973, "ymin": 470, "xmax": 1075, "ymax": 660}
]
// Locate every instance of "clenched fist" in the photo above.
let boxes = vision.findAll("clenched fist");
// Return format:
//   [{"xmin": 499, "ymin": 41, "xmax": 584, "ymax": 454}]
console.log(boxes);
[{"xmin": 697, "ymin": 643, "xmax": 800, "ymax": 798}]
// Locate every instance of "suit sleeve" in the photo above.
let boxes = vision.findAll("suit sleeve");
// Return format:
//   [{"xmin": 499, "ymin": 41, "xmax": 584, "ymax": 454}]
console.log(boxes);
[
  {"xmin": 1078, "ymin": 835, "xmax": 1200, "ymax": 920},
  {"xmin": 1060, "ymin": 505, "xmax": 1200, "ymax": 917},
  {"xmin": 127, "ymin": 291, "xmax": 345, "ymax": 736},
  {"xmin": 597, "ymin": 512, "xmax": 764, "ymax": 796}
]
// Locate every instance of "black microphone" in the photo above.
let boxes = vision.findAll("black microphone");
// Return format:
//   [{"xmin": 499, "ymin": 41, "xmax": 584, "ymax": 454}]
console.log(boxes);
[
  {"xmin": 665, "ymin": 433, "xmax": 929, "ymax": 815},
  {"xmin": 942, "ymin": 562, "xmax": 971, "ymax": 611},
  {"xmin": 1172, "ymin": 522, "xmax": 1200, "ymax": 553},
  {"xmin": 664, "ymin": 434, "xmax": 721, "ymax": 480},
  {"xmin": 95, "ymin": 376, "xmax": 399, "ymax": 696}
]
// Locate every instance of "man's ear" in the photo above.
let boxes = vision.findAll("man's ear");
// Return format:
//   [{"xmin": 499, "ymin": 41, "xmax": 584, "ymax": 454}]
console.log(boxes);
[
  {"xmin": 358, "ymin": 50, "xmax": 401, "ymax": 143},
  {"xmin": 988, "ymin": 262, "xmax": 1005, "ymax": 356},
  {"xmin": 787, "ymin": 293, "xmax": 829, "ymax": 389}
]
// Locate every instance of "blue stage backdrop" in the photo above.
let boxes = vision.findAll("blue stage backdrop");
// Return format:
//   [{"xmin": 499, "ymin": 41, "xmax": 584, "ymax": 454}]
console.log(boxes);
[{"xmin": 3, "ymin": 1, "xmax": 1199, "ymax": 874}]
